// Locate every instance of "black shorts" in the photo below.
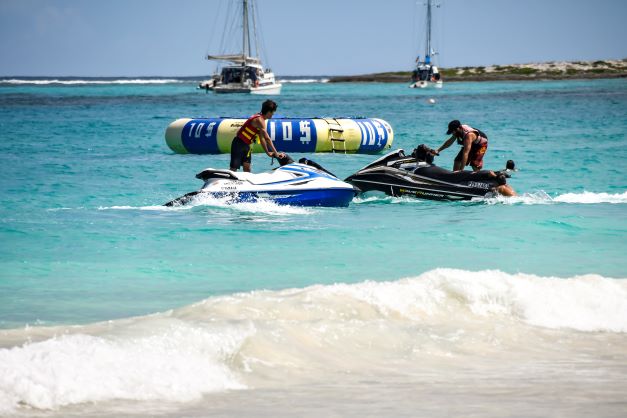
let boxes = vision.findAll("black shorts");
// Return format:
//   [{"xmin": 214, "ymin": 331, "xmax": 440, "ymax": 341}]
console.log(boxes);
[
  {"xmin": 454, "ymin": 139, "xmax": 488, "ymax": 169},
  {"xmin": 230, "ymin": 137, "xmax": 251, "ymax": 169}
]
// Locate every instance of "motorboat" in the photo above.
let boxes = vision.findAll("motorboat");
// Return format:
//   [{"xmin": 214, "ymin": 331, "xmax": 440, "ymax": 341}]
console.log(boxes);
[
  {"xmin": 345, "ymin": 145, "xmax": 512, "ymax": 201},
  {"xmin": 165, "ymin": 157, "xmax": 356, "ymax": 207}
]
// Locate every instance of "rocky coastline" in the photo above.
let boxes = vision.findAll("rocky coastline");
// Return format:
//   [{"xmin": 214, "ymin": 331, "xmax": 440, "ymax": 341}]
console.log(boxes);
[{"xmin": 328, "ymin": 59, "xmax": 627, "ymax": 83}]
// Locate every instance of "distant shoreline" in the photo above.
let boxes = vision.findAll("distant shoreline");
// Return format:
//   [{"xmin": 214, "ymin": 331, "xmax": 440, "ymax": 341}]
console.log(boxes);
[{"xmin": 328, "ymin": 59, "xmax": 627, "ymax": 83}]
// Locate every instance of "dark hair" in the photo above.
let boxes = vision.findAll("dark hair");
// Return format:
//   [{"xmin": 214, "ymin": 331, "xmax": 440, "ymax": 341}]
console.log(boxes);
[
  {"xmin": 446, "ymin": 119, "xmax": 461, "ymax": 135},
  {"xmin": 261, "ymin": 100, "xmax": 277, "ymax": 114},
  {"xmin": 497, "ymin": 174, "xmax": 507, "ymax": 185},
  {"xmin": 506, "ymin": 160, "xmax": 515, "ymax": 170}
]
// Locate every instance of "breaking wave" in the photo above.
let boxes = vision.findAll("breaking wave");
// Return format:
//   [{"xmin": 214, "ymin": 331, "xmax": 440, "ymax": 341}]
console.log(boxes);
[
  {"xmin": 1, "ymin": 268, "xmax": 626, "ymax": 412},
  {"xmin": 0, "ymin": 78, "xmax": 184, "ymax": 85}
]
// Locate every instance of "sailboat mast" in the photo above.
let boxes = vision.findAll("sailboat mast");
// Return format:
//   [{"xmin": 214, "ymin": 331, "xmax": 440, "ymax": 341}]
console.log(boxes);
[
  {"xmin": 243, "ymin": 0, "xmax": 250, "ymax": 60},
  {"xmin": 425, "ymin": 0, "xmax": 432, "ymax": 63}
]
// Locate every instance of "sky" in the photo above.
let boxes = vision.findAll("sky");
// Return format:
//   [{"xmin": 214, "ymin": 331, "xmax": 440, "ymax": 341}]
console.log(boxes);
[{"xmin": 1, "ymin": 0, "xmax": 626, "ymax": 77}]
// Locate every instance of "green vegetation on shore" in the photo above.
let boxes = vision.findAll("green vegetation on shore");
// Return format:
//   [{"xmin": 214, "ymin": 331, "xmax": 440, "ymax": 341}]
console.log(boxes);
[{"xmin": 328, "ymin": 59, "xmax": 627, "ymax": 83}]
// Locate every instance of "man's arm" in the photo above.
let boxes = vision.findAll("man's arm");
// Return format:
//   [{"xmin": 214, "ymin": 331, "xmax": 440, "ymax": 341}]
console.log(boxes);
[
  {"xmin": 253, "ymin": 118, "xmax": 283, "ymax": 158},
  {"xmin": 436, "ymin": 136, "xmax": 456, "ymax": 154}
]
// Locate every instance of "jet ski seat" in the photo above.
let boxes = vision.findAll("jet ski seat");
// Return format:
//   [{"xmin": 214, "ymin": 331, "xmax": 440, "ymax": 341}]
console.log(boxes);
[
  {"xmin": 195, "ymin": 169, "xmax": 240, "ymax": 181},
  {"xmin": 414, "ymin": 165, "xmax": 495, "ymax": 183}
]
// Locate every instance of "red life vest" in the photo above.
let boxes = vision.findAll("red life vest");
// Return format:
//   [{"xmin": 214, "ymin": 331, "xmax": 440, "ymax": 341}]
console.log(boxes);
[
  {"xmin": 456, "ymin": 124, "xmax": 488, "ymax": 146},
  {"xmin": 236, "ymin": 114, "xmax": 263, "ymax": 145}
]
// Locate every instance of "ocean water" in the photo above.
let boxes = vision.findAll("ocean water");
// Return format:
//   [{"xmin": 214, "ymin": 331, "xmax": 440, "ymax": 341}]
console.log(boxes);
[{"xmin": 0, "ymin": 77, "xmax": 626, "ymax": 417}]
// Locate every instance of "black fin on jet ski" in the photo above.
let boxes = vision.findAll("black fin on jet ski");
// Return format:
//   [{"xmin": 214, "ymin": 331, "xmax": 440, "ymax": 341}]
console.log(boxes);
[{"xmin": 164, "ymin": 190, "xmax": 200, "ymax": 207}]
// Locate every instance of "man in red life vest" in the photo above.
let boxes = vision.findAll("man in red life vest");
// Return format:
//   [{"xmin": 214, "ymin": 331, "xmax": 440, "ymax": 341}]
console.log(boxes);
[
  {"xmin": 435, "ymin": 120, "xmax": 489, "ymax": 171},
  {"xmin": 230, "ymin": 100, "xmax": 285, "ymax": 172}
]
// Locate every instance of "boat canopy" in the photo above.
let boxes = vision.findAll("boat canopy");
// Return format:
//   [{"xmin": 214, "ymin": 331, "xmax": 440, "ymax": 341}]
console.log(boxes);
[{"xmin": 206, "ymin": 54, "xmax": 261, "ymax": 65}]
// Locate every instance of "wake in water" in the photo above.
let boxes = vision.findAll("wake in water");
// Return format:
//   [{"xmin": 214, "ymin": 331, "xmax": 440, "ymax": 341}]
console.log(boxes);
[
  {"xmin": 1, "ymin": 268, "xmax": 626, "ymax": 413},
  {"xmin": 355, "ymin": 190, "xmax": 627, "ymax": 205},
  {"xmin": 101, "ymin": 194, "xmax": 312, "ymax": 216},
  {"xmin": 485, "ymin": 190, "xmax": 627, "ymax": 205}
]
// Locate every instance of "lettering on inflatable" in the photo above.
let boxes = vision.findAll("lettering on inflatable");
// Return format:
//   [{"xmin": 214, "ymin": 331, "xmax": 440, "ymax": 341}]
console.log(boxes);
[
  {"xmin": 282, "ymin": 122, "xmax": 292, "ymax": 141},
  {"xmin": 299, "ymin": 120, "xmax": 311, "ymax": 144},
  {"xmin": 356, "ymin": 121, "xmax": 376, "ymax": 145},
  {"xmin": 205, "ymin": 122, "xmax": 217, "ymax": 138},
  {"xmin": 193, "ymin": 123, "xmax": 205, "ymax": 139},
  {"xmin": 367, "ymin": 123, "xmax": 376, "ymax": 145},
  {"xmin": 357, "ymin": 122, "xmax": 367, "ymax": 145},
  {"xmin": 356, "ymin": 119, "xmax": 388, "ymax": 151},
  {"xmin": 372, "ymin": 120, "xmax": 384, "ymax": 146},
  {"xmin": 267, "ymin": 119, "xmax": 317, "ymax": 152},
  {"xmin": 182, "ymin": 119, "xmax": 223, "ymax": 154}
]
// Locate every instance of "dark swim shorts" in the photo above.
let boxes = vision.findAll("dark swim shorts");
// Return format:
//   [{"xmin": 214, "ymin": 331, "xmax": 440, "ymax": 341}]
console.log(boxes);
[
  {"xmin": 230, "ymin": 137, "xmax": 252, "ymax": 170},
  {"xmin": 455, "ymin": 138, "xmax": 488, "ymax": 169}
]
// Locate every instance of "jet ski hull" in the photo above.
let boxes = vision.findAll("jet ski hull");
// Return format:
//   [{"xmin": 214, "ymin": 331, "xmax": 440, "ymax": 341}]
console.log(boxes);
[
  {"xmin": 346, "ymin": 172, "xmax": 493, "ymax": 201},
  {"xmin": 165, "ymin": 162, "xmax": 356, "ymax": 208},
  {"xmin": 345, "ymin": 149, "xmax": 501, "ymax": 201},
  {"xmin": 166, "ymin": 188, "xmax": 354, "ymax": 207}
]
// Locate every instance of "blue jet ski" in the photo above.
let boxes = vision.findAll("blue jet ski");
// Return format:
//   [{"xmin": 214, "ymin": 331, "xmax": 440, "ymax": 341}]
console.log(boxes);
[{"xmin": 165, "ymin": 157, "xmax": 356, "ymax": 207}]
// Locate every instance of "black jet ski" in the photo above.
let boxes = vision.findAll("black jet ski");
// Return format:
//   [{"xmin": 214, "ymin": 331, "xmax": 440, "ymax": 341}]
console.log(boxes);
[{"xmin": 345, "ymin": 144, "xmax": 512, "ymax": 201}]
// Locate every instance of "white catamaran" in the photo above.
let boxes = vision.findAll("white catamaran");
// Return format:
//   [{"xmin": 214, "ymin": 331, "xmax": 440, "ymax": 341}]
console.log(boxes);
[
  {"xmin": 199, "ymin": 0, "xmax": 281, "ymax": 95},
  {"xmin": 410, "ymin": 0, "xmax": 443, "ymax": 89}
]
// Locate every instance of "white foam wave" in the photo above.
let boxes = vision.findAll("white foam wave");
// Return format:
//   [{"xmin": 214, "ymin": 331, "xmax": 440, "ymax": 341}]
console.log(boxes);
[
  {"xmin": 186, "ymin": 269, "xmax": 627, "ymax": 333},
  {"xmin": 0, "ymin": 78, "xmax": 183, "ymax": 85},
  {"xmin": 0, "ymin": 320, "xmax": 249, "ymax": 412}
]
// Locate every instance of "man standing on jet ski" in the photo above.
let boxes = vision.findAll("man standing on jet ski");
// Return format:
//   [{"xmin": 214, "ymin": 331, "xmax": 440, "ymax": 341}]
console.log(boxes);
[
  {"xmin": 434, "ymin": 120, "xmax": 488, "ymax": 172},
  {"xmin": 230, "ymin": 100, "xmax": 286, "ymax": 172}
]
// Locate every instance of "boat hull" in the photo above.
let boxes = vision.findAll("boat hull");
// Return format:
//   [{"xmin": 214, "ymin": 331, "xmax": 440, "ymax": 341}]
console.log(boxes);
[
  {"xmin": 410, "ymin": 80, "xmax": 443, "ymax": 89},
  {"xmin": 251, "ymin": 83, "xmax": 282, "ymax": 95},
  {"xmin": 214, "ymin": 83, "xmax": 282, "ymax": 95}
]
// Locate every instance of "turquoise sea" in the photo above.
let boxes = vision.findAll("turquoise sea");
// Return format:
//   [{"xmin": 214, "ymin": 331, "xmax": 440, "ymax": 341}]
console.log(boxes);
[{"xmin": 1, "ymin": 77, "xmax": 626, "ymax": 417}]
